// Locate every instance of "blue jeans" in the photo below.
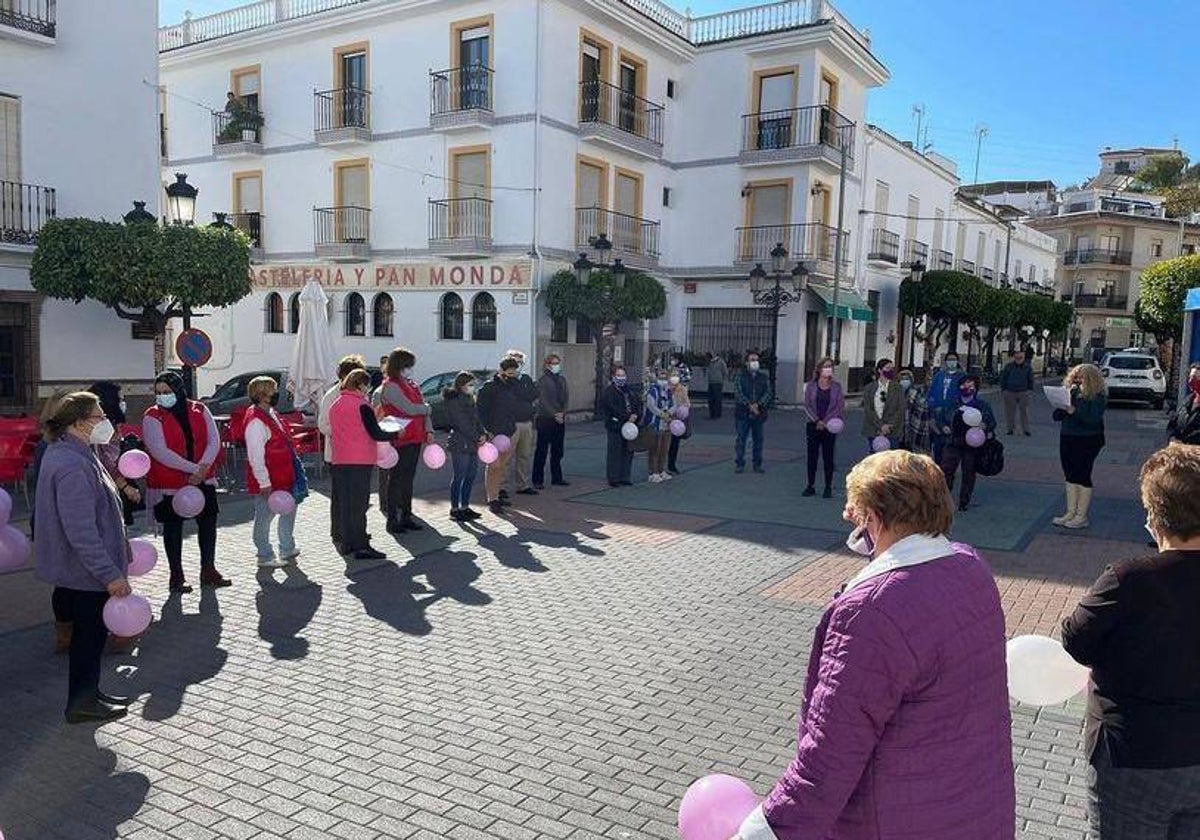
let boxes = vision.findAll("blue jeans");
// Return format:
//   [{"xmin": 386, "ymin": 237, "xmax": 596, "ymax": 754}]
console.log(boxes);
[
  {"xmin": 735, "ymin": 416, "xmax": 764, "ymax": 469},
  {"xmin": 450, "ymin": 450, "xmax": 478, "ymax": 509},
  {"xmin": 253, "ymin": 494, "xmax": 296, "ymax": 559}
]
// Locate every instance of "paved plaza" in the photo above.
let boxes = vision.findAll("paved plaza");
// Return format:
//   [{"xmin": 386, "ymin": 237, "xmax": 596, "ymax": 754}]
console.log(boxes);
[{"xmin": 0, "ymin": 394, "xmax": 1165, "ymax": 839}]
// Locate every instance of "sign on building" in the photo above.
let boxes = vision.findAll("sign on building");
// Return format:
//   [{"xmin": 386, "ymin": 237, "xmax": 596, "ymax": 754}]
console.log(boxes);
[{"xmin": 250, "ymin": 259, "xmax": 533, "ymax": 291}]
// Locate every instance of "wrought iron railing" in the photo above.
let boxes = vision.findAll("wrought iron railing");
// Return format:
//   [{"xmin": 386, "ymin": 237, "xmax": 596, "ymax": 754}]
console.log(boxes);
[
  {"xmin": 934, "ymin": 249, "xmax": 953, "ymax": 270},
  {"xmin": 576, "ymin": 207, "xmax": 661, "ymax": 259},
  {"xmin": 429, "ymin": 198, "xmax": 492, "ymax": 245},
  {"xmin": 314, "ymin": 206, "xmax": 369, "ymax": 245},
  {"xmin": 735, "ymin": 223, "xmax": 847, "ymax": 264},
  {"xmin": 213, "ymin": 108, "xmax": 263, "ymax": 145},
  {"xmin": 867, "ymin": 228, "xmax": 899, "ymax": 263},
  {"xmin": 1063, "ymin": 248, "xmax": 1133, "ymax": 266},
  {"xmin": 904, "ymin": 239, "xmax": 928, "ymax": 266},
  {"xmin": 430, "ymin": 67, "xmax": 494, "ymax": 116},
  {"xmin": 314, "ymin": 87, "xmax": 370, "ymax": 132},
  {"xmin": 1074, "ymin": 294, "xmax": 1129, "ymax": 311},
  {"xmin": 957, "ymin": 258, "xmax": 976, "ymax": 275},
  {"xmin": 0, "ymin": 181, "xmax": 56, "ymax": 245},
  {"xmin": 0, "ymin": 0, "xmax": 55, "ymax": 37},
  {"xmin": 579, "ymin": 79, "xmax": 664, "ymax": 145},
  {"xmin": 230, "ymin": 212, "xmax": 263, "ymax": 248},
  {"xmin": 741, "ymin": 104, "xmax": 855, "ymax": 159},
  {"xmin": 981, "ymin": 267, "xmax": 995, "ymax": 283}
]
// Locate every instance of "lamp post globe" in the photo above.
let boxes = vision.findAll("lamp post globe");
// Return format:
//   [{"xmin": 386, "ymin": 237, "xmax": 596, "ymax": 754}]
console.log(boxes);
[
  {"xmin": 749, "ymin": 263, "xmax": 767, "ymax": 296},
  {"xmin": 770, "ymin": 242, "xmax": 788, "ymax": 276},
  {"xmin": 573, "ymin": 252, "xmax": 593, "ymax": 285},
  {"xmin": 592, "ymin": 232, "xmax": 613, "ymax": 266},
  {"xmin": 122, "ymin": 201, "xmax": 156, "ymax": 226},
  {"xmin": 208, "ymin": 211, "xmax": 234, "ymax": 230},
  {"xmin": 611, "ymin": 258, "xmax": 626, "ymax": 289},
  {"xmin": 791, "ymin": 261, "xmax": 809, "ymax": 294},
  {"xmin": 165, "ymin": 172, "xmax": 198, "ymax": 226}
]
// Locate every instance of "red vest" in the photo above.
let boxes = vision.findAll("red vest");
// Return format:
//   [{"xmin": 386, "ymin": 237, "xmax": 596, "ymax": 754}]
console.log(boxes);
[
  {"xmin": 330, "ymin": 390, "xmax": 378, "ymax": 466},
  {"xmin": 243, "ymin": 405, "xmax": 296, "ymax": 494},
  {"xmin": 379, "ymin": 376, "xmax": 426, "ymax": 447},
  {"xmin": 144, "ymin": 402, "xmax": 219, "ymax": 490}
]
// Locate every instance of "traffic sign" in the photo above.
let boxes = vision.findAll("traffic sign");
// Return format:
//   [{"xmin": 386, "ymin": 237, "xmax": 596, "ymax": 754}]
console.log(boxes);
[{"xmin": 175, "ymin": 328, "xmax": 213, "ymax": 368}]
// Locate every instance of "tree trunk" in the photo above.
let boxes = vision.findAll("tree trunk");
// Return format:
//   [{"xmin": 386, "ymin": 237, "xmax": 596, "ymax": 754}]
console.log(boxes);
[{"xmin": 153, "ymin": 329, "xmax": 167, "ymax": 375}]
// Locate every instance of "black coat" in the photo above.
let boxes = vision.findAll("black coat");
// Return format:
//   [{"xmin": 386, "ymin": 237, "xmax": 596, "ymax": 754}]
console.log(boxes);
[
  {"xmin": 1169, "ymin": 399, "xmax": 1200, "ymax": 445},
  {"xmin": 444, "ymin": 391, "xmax": 484, "ymax": 454},
  {"xmin": 601, "ymin": 384, "xmax": 640, "ymax": 433},
  {"xmin": 476, "ymin": 375, "xmax": 520, "ymax": 436}
]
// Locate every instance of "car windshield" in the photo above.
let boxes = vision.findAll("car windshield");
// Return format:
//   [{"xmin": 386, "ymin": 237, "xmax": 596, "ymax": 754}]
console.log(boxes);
[
  {"xmin": 211, "ymin": 379, "xmax": 244, "ymax": 400},
  {"xmin": 420, "ymin": 377, "xmax": 442, "ymax": 397},
  {"xmin": 1109, "ymin": 357, "xmax": 1156, "ymax": 370}
]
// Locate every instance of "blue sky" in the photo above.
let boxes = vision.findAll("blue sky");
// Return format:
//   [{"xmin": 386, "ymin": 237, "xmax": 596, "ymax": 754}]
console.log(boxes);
[{"xmin": 159, "ymin": 0, "xmax": 1197, "ymax": 187}]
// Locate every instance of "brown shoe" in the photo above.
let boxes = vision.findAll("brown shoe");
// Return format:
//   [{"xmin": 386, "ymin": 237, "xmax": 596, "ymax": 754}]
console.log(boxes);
[
  {"xmin": 200, "ymin": 569, "xmax": 232, "ymax": 588},
  {"xmin": 54, "ymin": 621, "xmax": 72, "ymax": 655}
]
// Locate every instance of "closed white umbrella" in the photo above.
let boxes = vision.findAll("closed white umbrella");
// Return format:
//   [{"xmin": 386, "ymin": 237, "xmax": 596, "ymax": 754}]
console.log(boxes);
[{"xmin": 288, "ymin": 279, "xmax": 338, "ymax": 411}]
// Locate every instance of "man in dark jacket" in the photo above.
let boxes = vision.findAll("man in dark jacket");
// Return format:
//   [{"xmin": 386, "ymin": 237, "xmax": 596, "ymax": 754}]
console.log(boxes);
[
  {"xmin": 477, "ymin": 358, "xmax": 521, "ymax": 513},
  {"xmin": 734, "ymin": 351, "xmax": 773, "ymax": 474},
  {"xmin": 601, "ymin": 367, "xmax": 640, "ymax": 487},
  {"xmin": 532, "ymin": 354, "xmax": 570, "ymax": 489},
  {"xmin": 503, "ymin": 349, "xmax": 539, "ymax": 497},
  {"xmin": 999, "ymin": 349, "xmax": 1035, "ymax": 436}
]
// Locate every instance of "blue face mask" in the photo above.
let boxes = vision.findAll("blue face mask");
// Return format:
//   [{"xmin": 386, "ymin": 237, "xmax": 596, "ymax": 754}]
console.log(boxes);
[{"xmin": 156, "ymin": 393, "xmax": 178, "ymax": 409}]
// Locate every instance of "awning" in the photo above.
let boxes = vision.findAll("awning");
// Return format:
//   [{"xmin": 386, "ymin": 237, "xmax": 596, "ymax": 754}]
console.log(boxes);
[{"xmin": 808, "ymin": 283, "xmax": 874, "ymax": 323}]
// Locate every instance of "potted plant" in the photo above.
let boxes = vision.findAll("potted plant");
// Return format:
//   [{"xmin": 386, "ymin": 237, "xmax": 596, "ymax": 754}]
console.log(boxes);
[{"xmin": 239, "ymin": 108, "xmax": 263, "ymax": 142}]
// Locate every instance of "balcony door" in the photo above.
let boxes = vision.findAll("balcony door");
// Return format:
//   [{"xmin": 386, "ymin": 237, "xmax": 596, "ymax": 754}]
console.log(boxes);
[
  {"xmin": 233, "ymin": 172, "xmax": 262, "ymax": 246},
  {"xmin": 580, "ymin": 41, "xmax": 604, "ymax": 122},
  {"xmin": 450, "ymin": 149, "xmax": 488, "ymax": 239},
  {"xmin": 232, "ymin": 67, "xmax": 260, "ymax": 115},
  {"xmin": 618, "ymin": 61, "xmax": 639, "ymax": 134},
  {"xmin": 338, "ymin": 49, "xmax": 367, "ymax": 127},
  {"xmin": 810, "ymin": 184, "xmax": 831, "ymax": 260},
  {"xmin": 577, "ymin": 159, "xmax": 606, "ymax": 245},
  {"xmin": 335, "ymin": 162, "xmax": 368, "ymax": 243},
  {"xmin": 0, "ymin": 96, "xmax": 20, "ymax": 233},
  {"xmin": 819, "ymin": 71, "xmax": 839, "ymax": 146},
  {"xmin": 614, "ymin": 170, "xmax": 642, "ymax": 253},
  {"xmin": 459, "ymin": 25, "xmax": 490, "ymax": 110},
  {"xmin": 744, "ymin": 182, "xmax": 789, "ymax": 261},
  {"xmin": 755, "ymin": 71, "xmax": 794, "ymax": 150}
]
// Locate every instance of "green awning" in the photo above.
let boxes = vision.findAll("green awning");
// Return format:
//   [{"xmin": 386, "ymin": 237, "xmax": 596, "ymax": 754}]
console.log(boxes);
[{"xmin": 808, "ymin": 283, "xmax": 874, "ymax": 323}]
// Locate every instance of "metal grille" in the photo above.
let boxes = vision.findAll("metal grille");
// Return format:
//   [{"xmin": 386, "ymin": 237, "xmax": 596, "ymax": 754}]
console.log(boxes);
[{"xmin": 686, "ymin": 307, "xmax": 775, "ymax": 358}]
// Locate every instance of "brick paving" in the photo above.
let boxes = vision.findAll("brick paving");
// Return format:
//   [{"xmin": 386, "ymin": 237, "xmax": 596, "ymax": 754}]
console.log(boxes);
[{"xmin": 0, "ymin": 396, "xmax": 1166, "ymax": 839}]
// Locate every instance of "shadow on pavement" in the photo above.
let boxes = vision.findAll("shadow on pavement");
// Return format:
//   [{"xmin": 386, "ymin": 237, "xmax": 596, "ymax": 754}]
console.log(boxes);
[{"xmin": 255, "ymin": 564, "xmax": 322, "ymax": 660}]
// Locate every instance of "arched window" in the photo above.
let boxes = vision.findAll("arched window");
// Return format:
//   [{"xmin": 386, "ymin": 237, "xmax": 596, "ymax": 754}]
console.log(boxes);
[
  {"xmin": 373, "ymin": 293, "xmax": 394, "ymax": 337},
  {"xmin": 265, "ymin": 292, "xmax": 284, "ymax": 333},
  {"xmin": 471, "ymin": 292, "xmax": 497, "ymax": 342},
  {"xmin": 344, "ymin": 292, "xmax": 365, "ymax": 336},
  {"xmin": 440, "ymin": 292, "xmax": 464, "ymax": 340},
  {"xmin": 288, "ymin": 292, "xmax": 301, "ymax": 334}
]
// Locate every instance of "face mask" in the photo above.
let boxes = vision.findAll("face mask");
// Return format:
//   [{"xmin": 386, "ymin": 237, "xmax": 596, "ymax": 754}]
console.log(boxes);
[
  {"xmin": 900, "ymin": 379, "xmax": 912, "ymax": 392},
  {"xmin": 464, "ymin": 385, "xmax": 476, "ymax": 396},
  {"xmin": 881, "ymin": 369, "xmax": 895, "ymax": 380},
  {"xmin": 820, "ymin": 366, "xmax": 833, "ymax": 378},
  {"xmin": 550, "ymin": 364, "xmax": 562, "ymax": 375},
  {"xmin": 945, "ymin": 360, "xmax": 959, "ymax": 371},
  {"xmin": 401, "ymin": 368, "xmax": 412, "ymax": 379},
  {"xmin": 669, "ymin": 376, "xmax": 680, "ymax": 385},
  {"xmin": 748, "ymin": 361, "xmax": 760, "ymax": 371},
  {"xmin": 268, "ymin": 392, "xmax": 280, "ymax": 407},
  {"xmin": 613, "ymin": 377, "xmax": 627, "ymax": 387},
  {"xmin": 156, "ymin": 393, "xmax": 177, "ymax": 409},
  {"xmin": 118, "ymin": 400, "xmax": 128, "ymax": 415},
  {"xmin": 846, "ymin": 523, "xmax": 875, "ymax": 557},
  {"xmin": 89, "ymin": 418, "xmax": 115, "ymax": 446}
]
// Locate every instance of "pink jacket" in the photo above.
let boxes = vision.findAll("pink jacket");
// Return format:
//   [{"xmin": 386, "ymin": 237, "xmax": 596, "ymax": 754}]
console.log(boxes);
[
  {"xmin": 756, "ymin": 540, "xmax": 1014, "ymax": 840},
  {"xmin": 329, "ymin": 390, "xmax": 377, "ymax": 466}
]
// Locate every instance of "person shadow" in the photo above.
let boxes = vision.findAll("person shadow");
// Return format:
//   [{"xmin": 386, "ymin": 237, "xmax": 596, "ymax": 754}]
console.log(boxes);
[
  {"xmin": 125, "ymin": 587, "xmax": 228, "ymax": 722},
  {"xmin": 459, "ymin": 519, "xmax": 604, "ymax": 571},
  {"xmin": 255, "ymin": 565, "xmax": 322, "ymax": 660}
]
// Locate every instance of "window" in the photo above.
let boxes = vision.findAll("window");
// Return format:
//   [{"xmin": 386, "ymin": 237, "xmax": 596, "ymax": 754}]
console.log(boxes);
[
  {"xmin": 579, "ymin": 32, "xmax": 611, "ymax": 123},
  {"xmin": 1185, "ymin": 244, "xmax": 1197, "ymax": 256},
  {"xmin": 372, "ymin": 292, "xmax": 394, "ymax": 337},
  {"xmin": 1151, "ymin": 239, "xmax": 1163, "ymax": 258},
  {"xmin": 233, "ymin": 170, "xmax": 263, "ymax": 247},
  {"xmin": 265, "ymin": 292, "xmax": 284, "ymax": 333},
  {"xmin": 471, "ymin": 292, "xmax": 496, "ymax": 341},
  {"xmin": 158, "ymin": 87, "xmax": 168, "ymax": 160},
  {"xmin": 551, "ymin": 313, "xmax": 568, "ymax": 343},
  {"xmin": 0, "ymin": 95, "xmax": 19, "ymax": 184},
  {"xmin": 613, "ymin": 168, "xmax": 643, "ymax": 251},
  {"xmin": 575, "ymin": 315, "xmax": 593, "ymax": 344},
  {"xmin": 666, "ymin": 79, "xmax": 676, "ymax": 99},
  {"xmin": 440, "ymin": 292, "xmax": 464, "ymax": 340},
  {"xmin": 1028, "ymin": 266, "xmax": 1037, "ymax": 285},
  {"xmin": 1099, "ymin": 235, "xmax": 1120, "ymax": 252},
  {"xmin": 662, "ymin": 186, "xmax": 671, "ymax": 208},
  {"xmin": 344, "ymin": 292, "xmax": 365, "ymax": 336},
  {"xmin": 288, "ymin": 292, "xmax": 300, "ymax": 333},
  {"xmin": 334, "ymin": 43, "xmax": 369, "ymax": 128},
  {"xmin": 1014, "ymin": 259, "xmax": 1023, "ymax": 279},
  {"xmin": 752, "ymin": 69, "xmax": 796, "ymax": 150}
]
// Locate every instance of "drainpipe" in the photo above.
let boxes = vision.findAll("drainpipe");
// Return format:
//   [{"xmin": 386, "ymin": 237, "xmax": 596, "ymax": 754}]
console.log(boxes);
[{"xmin": 529, "ymin": 0, "xmax": 545, "ymax": 366}]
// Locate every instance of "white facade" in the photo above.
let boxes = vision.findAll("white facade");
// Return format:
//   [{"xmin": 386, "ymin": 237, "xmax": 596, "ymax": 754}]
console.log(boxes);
[{"xmin": 0, "ymin": 0, "xmax": 160, "ymax": 409}]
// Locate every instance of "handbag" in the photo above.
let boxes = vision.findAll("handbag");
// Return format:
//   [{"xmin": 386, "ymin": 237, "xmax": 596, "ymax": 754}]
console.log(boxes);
[
  {"xmin": 976, "ymin": 438, "xmax": 1005, "ymax": 477},
  {"xmin": 627, "ymin": 425, "xmax": 654, "ymax": 453}
]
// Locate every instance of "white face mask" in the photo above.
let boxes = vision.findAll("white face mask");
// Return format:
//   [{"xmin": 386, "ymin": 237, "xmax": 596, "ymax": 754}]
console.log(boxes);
[
  {"xmin": 748, "ymin": 360, "xmax": 760, "ymax": 371},
  {"xmin": 119, "ymin": 400, "xmax": 128, "ymax": 415},
  {"xmin": 89, "ymin": 418, "xmax": 115, "ymax": 446},
  {"xmin": 820, "ymin": 367, "xmax": 834, "ymax": 378},
  {"xmin": 846, "ymin": 523, "xmax": 876, "ymax": 557},
  {"xmin": 156, "ymin": 393, "xmax": 177, "ymax": 409}
]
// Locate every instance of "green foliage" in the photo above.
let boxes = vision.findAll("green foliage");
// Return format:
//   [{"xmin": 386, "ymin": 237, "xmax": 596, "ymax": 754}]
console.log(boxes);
[
  {"xmin": 544, "ymin": 267, "xmax": 666, "ymax": 328},
  {"xmin": 31, "ymin": 217, "xmax": 252, "ymax": 328},
  {"xmin": 1133, "ymin": 153, "xmax": 1188, "ymax": 192},
  {"xmin": 1164, "ymin": 183, "xmax": 1200, "ymax": 219},
  {"xmin": 1136, "ymin": 254, "xmax": 1200, "ymax": 342}
]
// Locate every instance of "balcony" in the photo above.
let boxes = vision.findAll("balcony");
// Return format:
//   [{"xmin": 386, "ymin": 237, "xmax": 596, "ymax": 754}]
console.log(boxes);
[
  {"xmin": 739, "ymin": 105, "xmax": 855, "ymax": 168},
  {"xmin": 934, "ymin": 249, "xmax": 953, "ymax": 270},
  {"xmin": 734, "ymin": 223, "xmax": 848, "ymax": 273},
  {"xmin": 904, "ymin": 239, "xmax": 928, "ymax": 267},
  {"xmin": 0, "ymin": 181, "xmax": 56, "ymax": 248},
  {"xmin": 0, "ymin": 0, "xmax": 55, "ymax": 42},
  {"xmin": 956, "ymin": 259, "xmax": 976, "ymax": 275},
  {"xmin": 429, "ymin": 198, "xmax": 492, "ymax": 258},
  {"xmin": 867, "ymin": 228, "xmax": 899, "ymax": 265},
  {"xmin": 212, "ymin": 109, "xmax": 263, "ymax": 157},
  {"xmin": 430, "ymin": 67, "xmax": 494, "ymax": 132},
  {"xmin": 1074, "ymin": 294, "xmax": 1130, "ymax": 312},
  {"xmin": 314, "ymin": 206, "xmax": 369, "ymax": 262},
  {"xmin": 579, "ymin": 79, "xmax": 664, "ymax": 160},
  {"xmin": 1063, "ymin": 248, "xmax": 1133, "ymax": 267},
  {"xmin": 981, "ymin": 267, "xmax": 995, "ymax": 283},
  {"xmin": 314, "ymin": 87, "xmax": 370, "ymax": 145},
  {"xmin": 230, "ymin": 211, "xmax": 264, "ymax": 262},
  {"xmin": 576, "ymin": 207, "xmax": 660, "ymax": 268}
]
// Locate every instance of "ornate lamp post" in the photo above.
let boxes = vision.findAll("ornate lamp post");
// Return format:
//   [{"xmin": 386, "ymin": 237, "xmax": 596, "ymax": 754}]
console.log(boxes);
[
  {"xmin": 906, "ymin": 259, "xmax": 925, "ymax": 371},
  {"xmin": 164, "ymin": 173, "xmax": 198, "ymax": 227},
  {"xmin": 749, "ymin": 242, "xmax": 808, "ymax": 395}
]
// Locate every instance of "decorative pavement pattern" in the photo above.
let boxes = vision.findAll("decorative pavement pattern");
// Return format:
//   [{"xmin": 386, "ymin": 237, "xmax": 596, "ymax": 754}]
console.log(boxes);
[{"xmin": 0, "ymin": 392, "xmax": 1166, "ymax": 839}]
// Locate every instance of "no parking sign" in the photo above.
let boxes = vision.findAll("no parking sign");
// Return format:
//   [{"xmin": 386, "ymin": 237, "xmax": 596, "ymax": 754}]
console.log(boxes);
[{"xmin": 175, "ymin": 329, "xmax": 213, "ymax": 368}]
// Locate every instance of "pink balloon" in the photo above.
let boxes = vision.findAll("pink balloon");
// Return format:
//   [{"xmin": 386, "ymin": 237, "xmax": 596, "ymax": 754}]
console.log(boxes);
[
  {"xmin": 478, "ymin": 442, "xmax": 499, "ymax": 464},
  {"xmin": 377, "ymin": 443, "xmax": 399, "ymax": 470},
  {"xmin": 118, "ymin": 450, "xmax": 151, "ymax": 480},
  {"xmin": 825, "ymin": 417, "xmax": 845, "ymax": 435},
  {"xmin": 102, "ymin": 593, "xmax": 152, "ymax": 637},
  {"xmin": 172, "ymin": 486, "xmax": 205, "ymax": 519},
  {"xmin": 678, "ymin": 774, "xmax": 758, "ymax": 840},
  {"xmin": 0, "ymin": 487, "xmax": 12, "ymax": 526},
  {"xmin": 422, "ymin": 444, "xmax": 447, "ymax": 470},
  {"xmin": 669, "ymin": 419, "xmax": 686, "ymax": 437},
  {"xmin": 673, "ymin": 405, "xmax": 690, "ymax": 420},
  {"xmin": 127, "ymin": 538, "xmax": 158, "ymax": 577},
  {"xmin": 268, "ymin": 490, "xmax": 296, "ymax": 516},
  {"xmin": 0, "ymin": 524, "xmax": 29, "ymax": 572},
  {"xmin": 872, "ymin": 435, "xmax": 891, "ymax": 453},
  {"xmin": 492, "ymin": 434, "xmax": 512, "ymax": 453},
  {"xmin": 966, "ymin": 427, "xmax": 987, "ymax": 448}
]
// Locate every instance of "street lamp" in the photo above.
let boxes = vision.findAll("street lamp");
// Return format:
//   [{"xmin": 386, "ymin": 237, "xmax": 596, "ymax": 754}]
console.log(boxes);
[
  {"xmin": 164, "ymin": 173, "xmax": 198, "ymax": 226},
  {"xmin": 573, "ymin": 252, "xmax": 593, "ymax": 285},
  {"xmin": 123, "ymin": 201, "xmax": 156, "ymax": 226},
  {"xmin": 209, "ymin": 211, "xmax": 234, "ymax": 230},
  {"xmin": 611, "ymin": 258, "xmax": 626, "ymax": 289},
  {"xmin": 591, "ymin": 232, "xmax": 613, "ymax": 266},
  {"xmin": 748, "ymin": 243, "xmax": 808, "ymax": 395},
  {"xmin": 906, "ymin": 259, "xmax": 925, "ymax": 371}
]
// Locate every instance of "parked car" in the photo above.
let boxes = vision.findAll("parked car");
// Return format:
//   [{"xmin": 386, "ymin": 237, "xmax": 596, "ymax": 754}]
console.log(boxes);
[
  {"xmin": 203, "ymin": 367, "xmax": 380, "ymax": 417},
  {"xmin": 1100, "ymin": 352, "xmax": 1166, "ymax": 409},
  {"xmin": 420, "ymin": 369, "xmax": 495, "ymax": 430}
]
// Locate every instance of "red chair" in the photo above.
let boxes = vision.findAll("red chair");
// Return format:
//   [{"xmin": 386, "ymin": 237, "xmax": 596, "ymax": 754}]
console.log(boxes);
[{"xmin": 0, "ymin": 434, "xmax": 31, "ymax": 508}]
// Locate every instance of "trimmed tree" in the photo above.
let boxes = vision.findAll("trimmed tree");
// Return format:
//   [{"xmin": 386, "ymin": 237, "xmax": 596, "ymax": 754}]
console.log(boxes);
[
  {"xmin": 899, "ymin": 270, "xmax": 986, "ymax": 378},
  {"xmin": 31, "ymin": 217, "xmax": 252, "ymax": 373},
  {"xmin": 544, "ymin": 266, "xmax": 667, "ymax": 413},
  {"xmin": 1136, "ymin": 254, "xmax": 1200, "ymax": 398}
]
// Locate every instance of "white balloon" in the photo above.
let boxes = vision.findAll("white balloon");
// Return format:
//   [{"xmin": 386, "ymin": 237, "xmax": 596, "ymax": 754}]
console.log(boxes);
[
  {"xmin": 962, "ymin": 407, "xmax": 983, "ymax": 427},
  {"xmin": 1006, "ymin": 635, "xmax": 1089, "ymax": 706},
  {"xmin": 620, "ymin": 422, "xmax": 639, "ymax": 441}
]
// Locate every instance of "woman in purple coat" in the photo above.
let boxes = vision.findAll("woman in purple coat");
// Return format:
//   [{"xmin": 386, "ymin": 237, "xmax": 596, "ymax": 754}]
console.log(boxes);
[
  {"xmin": 802, "ymin": 357, "xmax": 844, "ymax": 498},
  {"xmin": 737, "ymin": 449, "xmax": 1014, "ymax": 840}
]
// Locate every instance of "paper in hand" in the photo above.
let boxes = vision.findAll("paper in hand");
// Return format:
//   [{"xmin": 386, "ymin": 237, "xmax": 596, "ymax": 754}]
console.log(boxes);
[
  {"xmin": 1042, "ymin": 385, "xmax": 1072, "ymax": 410},
  {"xmin": 378, "ymin": 417, "xmax": 411, "ymax": 434}
]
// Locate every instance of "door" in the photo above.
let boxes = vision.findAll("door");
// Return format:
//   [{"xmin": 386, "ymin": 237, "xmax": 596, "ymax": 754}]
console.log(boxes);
[
  {"xmin": 459, "ymin": 26, "xmax": 490, "ymax": 109},
  {"xmin": 614, "ymin": 170, "xmax": 641, "ymax": 253},
  {"xmin": 811, "ymin": 185, "xmax": 832, "ymax": 260},
  {"xmin": 618, "ymin": 61, "xmax": 638, "ymax": 134},
  {"xmin": 746, "ymin": 183, "xmax": 789, "ymax": 260},
  {"xmin": 234, "ymin": 174, "xmax": 263, "ymax": 246},
  {"xmin": 340, "ymin": 51, "xmax": 367, "ymax": 126},
  {"xmin": 0, "ymin": 96, "xmax": 20, "ymax": 232},
  {"xmin": 233, "ymin": 69, "xmax": 260, "ymax": 139},
  {"xmin": 756, "ymin": 72, "xmax": 794, "ymax": 150},
  {"xmin": 336, "ymin": 164, "xmax": 368, "ymax": 242},
  {"xmin": 577, "ymin": 161, "xmax": 605, "ymax": 244},
  {"xmin": 819, "ymin": 73, "xmax": 839, "ymax": 146},
  {"xmin": 581, "ymin": 42, "xmax": 603, "ymax": 122},
  {"xmin": 451, "ymin": 151, "xmax": 488, "ymax": 238},
  {"xmin": 0, "ymin": 303, "xmax": 30, "ymax": 407}
]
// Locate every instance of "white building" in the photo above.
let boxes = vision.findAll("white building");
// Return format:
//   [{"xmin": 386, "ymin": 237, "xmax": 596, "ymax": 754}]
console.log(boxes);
[{"xmin": 1, "ymin": 0, "xmax": 160, "ymax": 411}]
